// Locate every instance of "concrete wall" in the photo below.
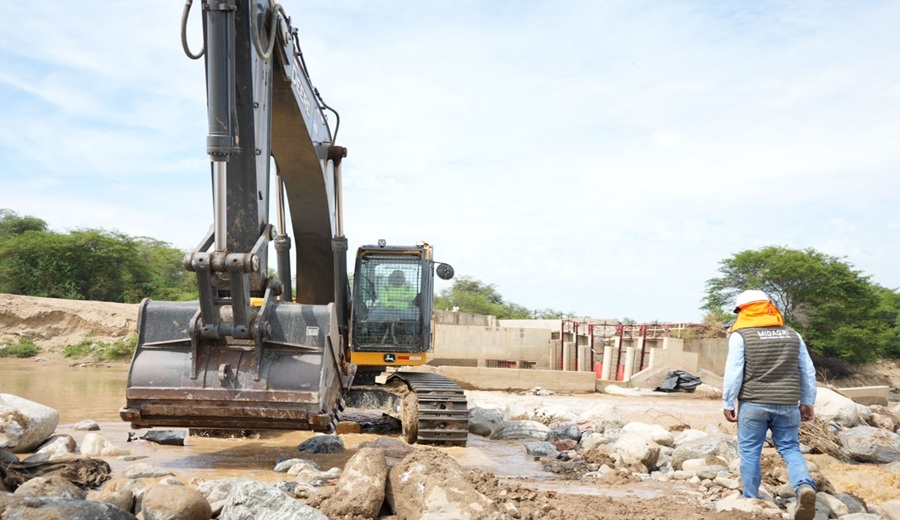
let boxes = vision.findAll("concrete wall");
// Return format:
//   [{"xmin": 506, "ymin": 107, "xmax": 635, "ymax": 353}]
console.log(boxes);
[
  {"xmin": 683, "ymin": 338, "xmax": 729, "ymax": 375},
  {"xmin": 434, "ymin": 322, "xmax": 555, "ymax": 369},
  {"xmin": 433, "ymin": 366, "xmax": 597, "ymax": 393}
]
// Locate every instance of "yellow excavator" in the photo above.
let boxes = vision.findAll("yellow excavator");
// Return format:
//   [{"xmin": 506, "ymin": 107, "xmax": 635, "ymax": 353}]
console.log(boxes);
[{"xmin": 119, "ymin": 0, "xmax": 467, "ymax": 446}]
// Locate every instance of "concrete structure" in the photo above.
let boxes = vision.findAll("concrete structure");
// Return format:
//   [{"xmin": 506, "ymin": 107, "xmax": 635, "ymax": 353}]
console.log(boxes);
[
  {"xmin": 430, "ymin": 312, "xmax": 721, "ymax": 389},
  {"xmin": 683, "ymin": 338, "xmax": 729, "ymax": 375},
  {"xmin": 837, "ymin": 386, "xmax": 891, "ymax": 406}
]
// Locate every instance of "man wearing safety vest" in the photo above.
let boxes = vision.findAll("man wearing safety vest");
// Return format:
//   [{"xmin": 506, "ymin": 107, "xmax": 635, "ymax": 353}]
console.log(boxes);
[
  {"xmin": 381, "ymin": 270, "xmax": 416, "ymax": 310},
  {"xmin": 722, "ymin": 289, "xmax": 817, "ymax": 520}
]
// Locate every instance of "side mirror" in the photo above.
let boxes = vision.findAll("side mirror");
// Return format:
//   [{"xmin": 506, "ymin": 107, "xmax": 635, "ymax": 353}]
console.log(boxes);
[{"xmin": 436, "ymin": 263, "xmax": 454, "ymax": 280}]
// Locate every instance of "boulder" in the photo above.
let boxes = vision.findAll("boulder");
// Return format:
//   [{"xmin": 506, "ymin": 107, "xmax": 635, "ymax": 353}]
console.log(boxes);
[
  {"xmin": 885, "ymin": 460, "xmax": 900, "ymax": 474},
  {"xmin": 294, "ymin": 466, "xmax": 341, "ymax": 486},
  {"xmin": 553, "ymin": 438, "xmax": 577, "ymax": 452},
  {"xmin": 878, "ymin": 499, "xmax": 900, "ymax": 520},
  {"xmin": 298, "ymin": 434, "xmax": 345, "ymax": 454},
  {"xmin": 578, "ymin": 403, "xmax": 624, "ymax": 433},
  {"xmin": 88, "ymin": 488, "xmax": 135, "ymax": 514},
  {"xmin": 614, "ymin": 434, "xmax": 660, "ymax": 471},
  {"xmin": 13, "ymin": 475, "xmax": 86, "ymax": 500},
  {"xmin": 195, "ymin": 477, "xmax": 250, "ymax": 504},
  {"xmin": 816, "ymin": 387, "xmax": 871, "ymax": 428},
  {"xmin": 81, "ymin": 433, "xmax": 131, "ymax": 457},
  {"xmin": 219, "ymin": 479, "xmax": 327, "ymax": 520},
  {"xmin": 552, "ymin": 424, "xmax": 582, "ymax": 442},
  {"xmin": 468, "ymin": 421, "xmax": 493, "ymax": 437},
  {"xmin": 387, "ymin": 448, "xmax": 501, "ymax": 520},
  {"xmin": 714, "ymin": 492, "xmax": 781, "ymax": 517},
  {"xmin": 838, "ymin": 425, "xmax": 900, "ymax": 463},
  {"xmin": 674, "ymin": 429, "xmax": 708, "ymax": 446},
  {"xmin": 0, "ymin": 394, "xmax": 60, "ymax": 453},
  {"xmin": 578, "ymin": 431, "xmax": 608, "ymax": 451},
  {"xmin": 273, "ymin": 458, "xmax": 319, "ymax": 473},
  {"xmin": 468, "ymin": 403, "xmax": 506, "ymax": 425},
  {"xmin": 317, "ymin": 448, "xmax": 387, "ymax": 519},
  {"xmin": 528, "ymin": 404, "xmax": 578, "ymax": 425},
  {"xmin": 74, "ymin": 419, "xmax": 101, "ymax": 431},
  {"xmin": 817, "ymin": 492, "xmax": 849, "ymax": 517},
  {"xmin": 489, "ymin": 420, "xmax": 552, "ymax": 441},
  {"xmin": 696, "ymin": 464, "xmax": 728, "ymax": 480},
  {"xmin": 24, "ymin": 434, "xmax": 77, "ymax": 463},
  {"xmin": 0, "ymin": 494, "xmax": 137, "ymax": 519},
  {"xmin": 621, "ymin": 422, "xmax": 675, "ymax": 447},
  {"xmin": 142, "ymin": 484, "xmax": 212, "ymax": 520},
  {"xmin": 358, "ymin": 436, "xmax": 416, "ymax": 461},
  {"xmin": 834, "ymin": 492, "xmax": 867, "ymax": 514},
  {"xmin": 671, "ymin": 434, "xmax": 737, "ymax": 470},
  {"xmin": 524, "ymin": 441, "xmax": 558, "ymax": 457}
]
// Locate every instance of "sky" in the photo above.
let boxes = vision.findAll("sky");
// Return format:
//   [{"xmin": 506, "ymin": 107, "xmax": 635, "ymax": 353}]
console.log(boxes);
[{"xmin": 1, "ymin": 1, "xmax": 899, "ymax": 323}]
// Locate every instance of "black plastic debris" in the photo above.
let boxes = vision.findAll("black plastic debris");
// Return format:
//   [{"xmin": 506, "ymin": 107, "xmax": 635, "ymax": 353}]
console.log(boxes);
[
  {"xmin": 127, "ymin": 430, "xmax": 186, "ymax": 446},
  {"xmin": 655, "ymin": 370, "xmax": 702, "ymax": 392}
]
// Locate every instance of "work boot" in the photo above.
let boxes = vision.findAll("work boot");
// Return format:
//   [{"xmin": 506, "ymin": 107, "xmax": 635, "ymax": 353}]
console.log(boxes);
[{"xmin": 793, "ymin": 484, "xmax": 816, "ymax": 520}]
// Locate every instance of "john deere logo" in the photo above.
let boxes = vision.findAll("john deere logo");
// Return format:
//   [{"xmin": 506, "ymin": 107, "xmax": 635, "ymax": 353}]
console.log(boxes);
[{"xmin": 383, "ymin": 354, "xmax": 396, "ymax": 363}]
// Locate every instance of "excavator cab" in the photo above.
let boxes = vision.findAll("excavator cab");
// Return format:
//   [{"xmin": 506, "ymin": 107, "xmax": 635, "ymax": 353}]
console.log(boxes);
[{"xmin": 349, "ymin": 243, "xmax": 453, "ymax": 365}]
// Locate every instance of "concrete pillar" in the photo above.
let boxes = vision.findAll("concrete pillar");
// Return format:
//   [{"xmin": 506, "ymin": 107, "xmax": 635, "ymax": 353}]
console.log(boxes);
[
  {"xmin": 562, "ymin": 342, "xmax": 574, "ymax": 371},
  {"xmin": 601, "ymin": 345, "xmax": 614, "ymax": 380},
  {"xmin": 550, "ymin": 340, "xmax": 562, "ymax": 370},
  {"xmin": 577, "ymin": 345, "xmax": 590, "ymax": 372},
  {"xmin": 623, "ymin": 346, "xmax": 636, "ymax": 382}
]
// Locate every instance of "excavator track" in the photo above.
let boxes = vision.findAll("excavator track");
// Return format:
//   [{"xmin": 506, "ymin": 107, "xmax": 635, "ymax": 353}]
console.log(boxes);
[{"xmin": 392, "ymin": 372, "xmax": 469, "ymax": 447}]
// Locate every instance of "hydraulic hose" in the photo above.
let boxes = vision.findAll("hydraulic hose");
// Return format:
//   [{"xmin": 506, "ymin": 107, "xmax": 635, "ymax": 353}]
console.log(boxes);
[
  {"xmin": 181, "ymin": 0, "xmax": 205, "ymax": 60},
  {"xmin": 250, "ymin": 1, "xmax": 282, "ymax": 61}
]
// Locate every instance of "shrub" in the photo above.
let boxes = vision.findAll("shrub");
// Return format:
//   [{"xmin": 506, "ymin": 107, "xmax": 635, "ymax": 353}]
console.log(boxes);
[
  {"xmin": 0, "ymin": 337, "xmax": 40, "ymax": 358},
  {"xmin": 64, "ymin": 335, "xmax": 137, "ymax": 361}
]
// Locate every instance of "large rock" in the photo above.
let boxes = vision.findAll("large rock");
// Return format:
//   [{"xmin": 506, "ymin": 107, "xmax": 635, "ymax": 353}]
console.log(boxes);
[
  {"xmin": 879, "ymin": 499, "xmax": 900, "ymax": 520},
  {"xmin": 298, "ymin": 434, "xmax": 345, "ymax": 454},
  {"xmin": 24, "ymin": 434, "xmax": 78, "ymax": 463},
  {"xmin": 528, "ymin": 404, "xmax": 578, "ymax": 425},
  {"xmin": 388, "ymin": 449, "xmax": 501, "ymax": 520},
  {"xmin": 838, "ymin": 425, "xmax": 900, "ymax": 463},
  {"xmin": 88, "ymin": 488, "xmax": 136, "ymax": 514},
  {"xmin": 195, "ymin": 477, "xmax": 249, "ymax": 504},
  {"xmin": 468, "ymin": 403, "xmax": 506, "ymax": 425},
  {"xmin": 13, "ymin": 474, "xmax": 87, "ymax": 500},
  {"xmin": 816, "ymin": 387, "xmax": 871, "ymax": 428},
  {"xmin": 0, "ymin": 494, "xmax": 137, "ymax": 519},
  {"xmin": 123, "ymin": 463, "xmax": 175, "ymax": 479},
  {"xmin": 524, "ymin": 441, "xmax": 558, "ymax": 457},
  {"xmin": 219, "ymin": 480, "xmax": 327, "ymax": 520},
  {"xmin": 621, "ymin": 422, "xmax": 675, "ymax": 447},
  {"xmin": 577, "ymin": 403, "xmax": 624, "ymax": 433},
  {"xmin": 318, "ymin": 447, "xmax": 387, "ymax": 518},
  {"xmin": 142, "ymin": 484, "xmax": 212, "ymax": 520},
  {"xmin": 715, "ymin": 492, "xmax": 781, "ymax": 517},
  {"xmin": 674, "ymin": 429, "xmax": 708, "ymax": 446},
  {"xmin": 671, "ymin": 434, "xmax": 738, "ymax": 470},
  {"xmin": 81, "ymin": 433, "xmax": 131, "ymax": 457},
  {"xmin": 614, "ymin": 434, "xmax": 660, "ymax": 471},
  {"xmin": 489, "ymin": 420, "xmax": 551, "ymax": 441},
  {"xmin": 0, "ymin": 394, "xmax": 60, "ymax": 453},
  {"xmin": 358, "ymin": 436, "xmax": 416, "ymax": 461}
]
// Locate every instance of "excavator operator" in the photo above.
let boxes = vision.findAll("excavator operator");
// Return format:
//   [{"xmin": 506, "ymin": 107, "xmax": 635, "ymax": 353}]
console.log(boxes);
[{"xmin": 381, "ymin": 270, "xmax": 416, "ymax": 310}]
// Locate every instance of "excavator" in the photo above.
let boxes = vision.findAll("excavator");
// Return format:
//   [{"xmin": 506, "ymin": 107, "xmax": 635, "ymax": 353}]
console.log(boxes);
[{"xmin": 119, "ymin": 0, "xmax": 468, "ymax": 446}]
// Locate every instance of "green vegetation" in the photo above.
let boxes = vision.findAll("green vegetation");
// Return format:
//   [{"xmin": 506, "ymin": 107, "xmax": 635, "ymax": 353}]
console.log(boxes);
[
  {"xmin": 703, "ymin": 246, "xmax": 900, "ymax": 362},
  {"xmin": 0, "ymin": 337, "xmax": 40, "ymax": 358},
  {"xmin": 0, "ymin": 209, "xmax": 197, "ymax": 303},
  {"xmin": 434, "ymin": 275, "xmax": 578, "ymax": 320},
  {"xmin": 64, "ymin": 335, "xmax": 138, "ymax": 361}
]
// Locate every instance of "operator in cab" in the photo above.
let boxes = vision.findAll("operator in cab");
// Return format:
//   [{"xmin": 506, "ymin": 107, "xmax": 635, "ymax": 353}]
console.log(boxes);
[{"xmin": 381, "ymin": 270, "xmax": 416, "ymax": 309}]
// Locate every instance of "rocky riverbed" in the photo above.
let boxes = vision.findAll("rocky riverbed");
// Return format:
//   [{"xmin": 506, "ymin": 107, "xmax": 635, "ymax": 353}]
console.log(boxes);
[{"xmin": 2, "ymin": 384, "xmax": 900, "ymax": 519}]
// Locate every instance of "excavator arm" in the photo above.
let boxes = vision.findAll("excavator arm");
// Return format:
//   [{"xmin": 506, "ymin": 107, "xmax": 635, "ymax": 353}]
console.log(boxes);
[{"xmin": 120, "ymin": 0, "xmax": 352, "ymax": 432}]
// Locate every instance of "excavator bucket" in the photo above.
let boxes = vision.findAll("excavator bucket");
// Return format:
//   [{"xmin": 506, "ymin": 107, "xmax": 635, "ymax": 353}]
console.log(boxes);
[{"xmin": 120, "ymin": 299, "xmax": 351, "ymax": 432}]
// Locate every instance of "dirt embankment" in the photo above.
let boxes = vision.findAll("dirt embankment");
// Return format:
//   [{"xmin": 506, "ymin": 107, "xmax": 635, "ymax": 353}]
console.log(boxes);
[{"xmin": 0, "ymin": 294, "xmax": 137, "ymax": 353}]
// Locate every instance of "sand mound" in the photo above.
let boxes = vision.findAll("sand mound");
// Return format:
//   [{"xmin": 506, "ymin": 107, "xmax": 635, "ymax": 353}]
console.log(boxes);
[{"xmin": 0, "ymin": 294, "xmax": 137, "ymax": 351}]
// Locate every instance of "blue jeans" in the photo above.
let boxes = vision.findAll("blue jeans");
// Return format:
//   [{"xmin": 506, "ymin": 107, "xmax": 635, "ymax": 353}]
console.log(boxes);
[{"xmin": 737, "ymin": 402, "xmax": 816, "ymax": 499}]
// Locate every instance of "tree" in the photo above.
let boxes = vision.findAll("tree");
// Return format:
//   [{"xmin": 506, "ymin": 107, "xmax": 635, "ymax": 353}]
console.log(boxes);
[
  {"xmin": 0, "ymin": 210, "xmax": 198, "ymax": 303},
  {"xmin": 435, "ymin": 276, "xmax": 532, "ymax": 319},
  {"xmin": 0, "ymin": 209, "xmax": 47, "ymax": 242},
  {"xmin": 703, "ymin": 246, "xmax": 900, "ymax": 362}
]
